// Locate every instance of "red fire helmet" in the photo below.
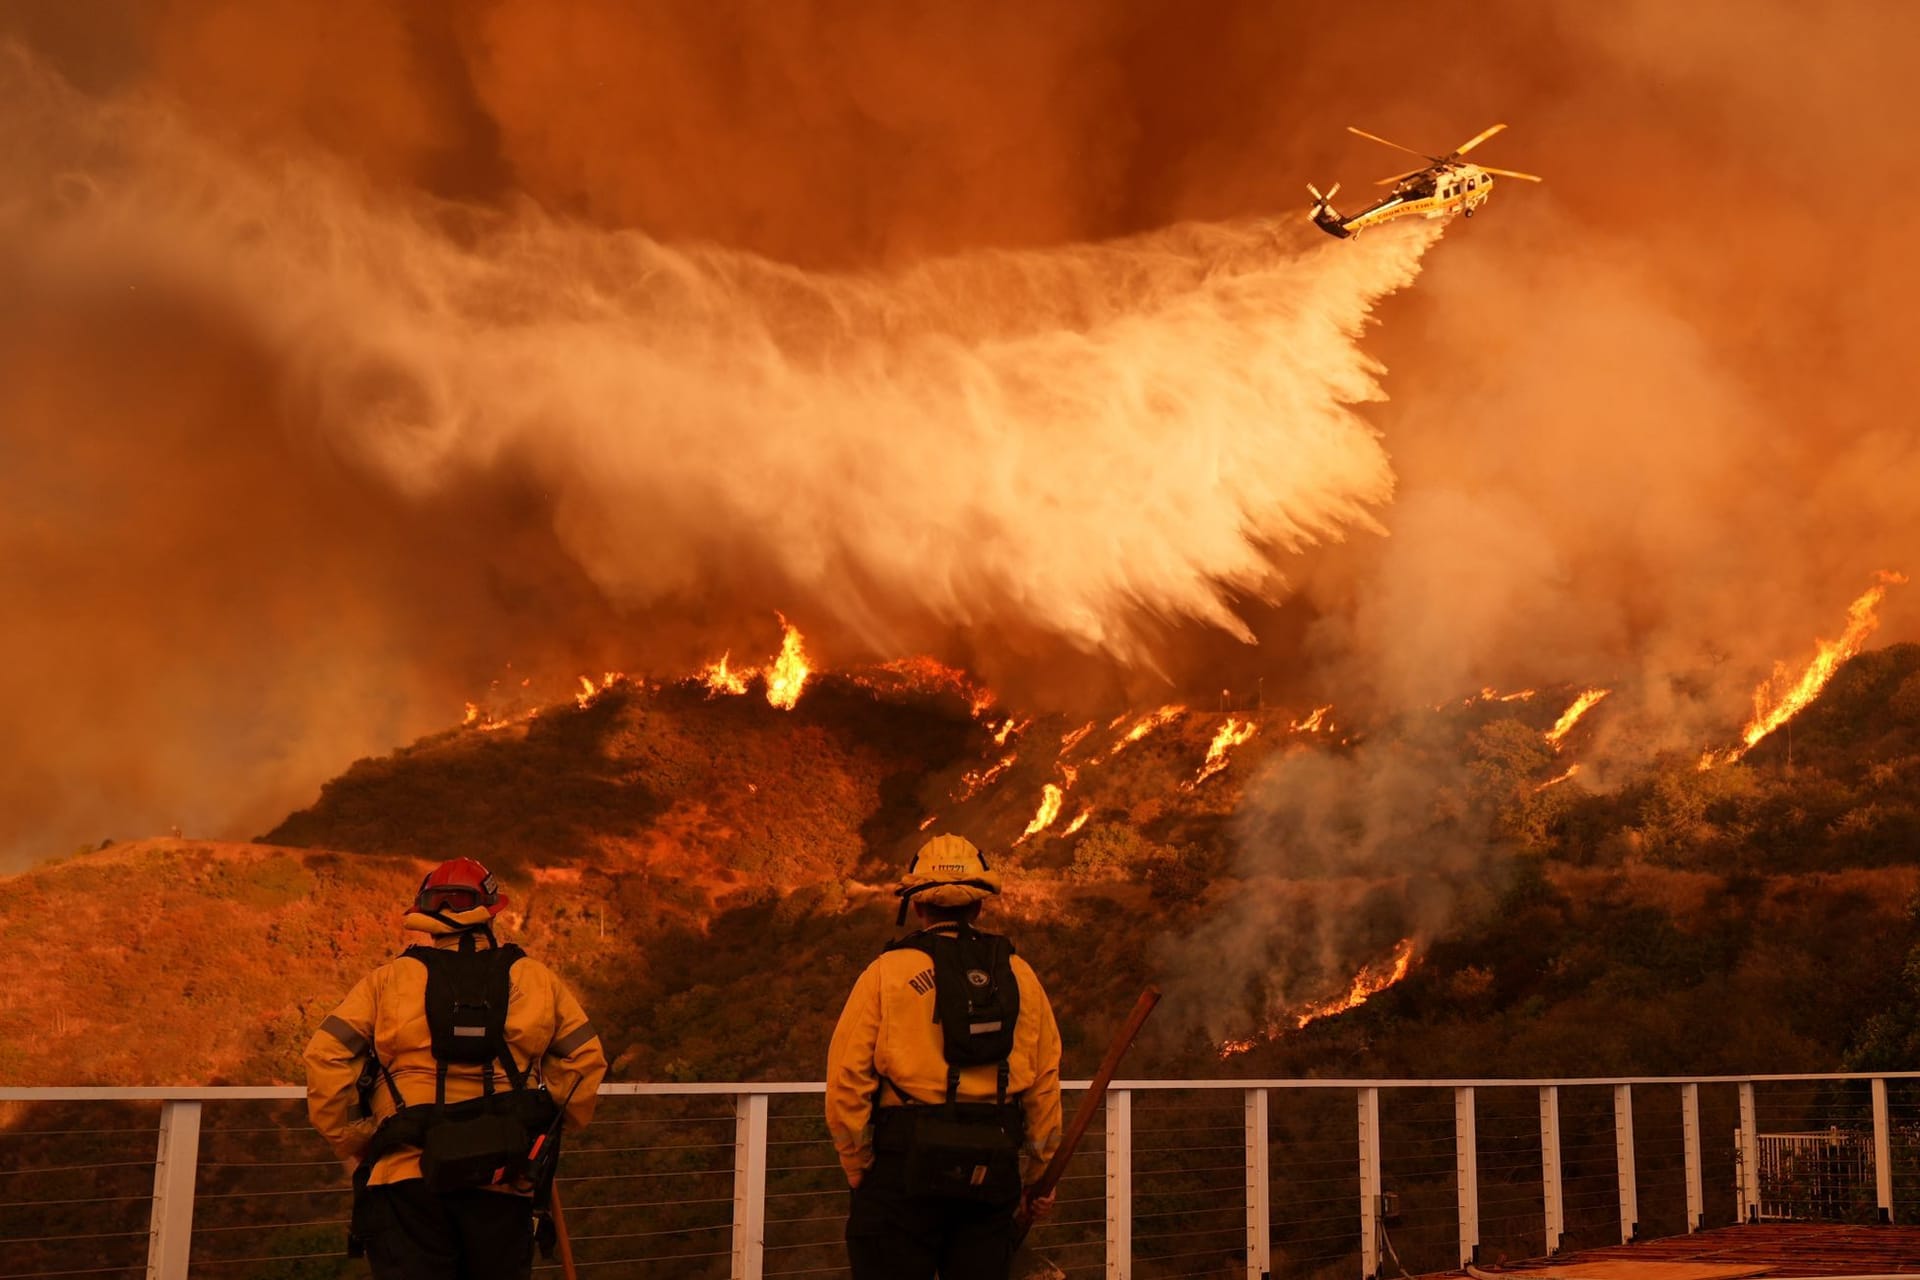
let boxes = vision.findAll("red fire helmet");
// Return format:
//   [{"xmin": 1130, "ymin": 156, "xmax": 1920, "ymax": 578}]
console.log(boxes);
[{"xmin": 412, "ymin": 857, "xmax": 508, "ymax": 918}]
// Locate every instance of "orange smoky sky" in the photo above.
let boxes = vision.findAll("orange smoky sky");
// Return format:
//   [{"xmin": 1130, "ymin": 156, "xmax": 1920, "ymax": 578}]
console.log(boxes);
[{"xmin": 2, "ymin": 0, "xmax": 1917, "ymax": 867}]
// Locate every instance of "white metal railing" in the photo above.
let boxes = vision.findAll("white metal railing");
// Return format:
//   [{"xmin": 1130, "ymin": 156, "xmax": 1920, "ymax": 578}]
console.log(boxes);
[{"xmin": 4, "ymin": 1072, "xmax": 1920, "ymax": 1280}]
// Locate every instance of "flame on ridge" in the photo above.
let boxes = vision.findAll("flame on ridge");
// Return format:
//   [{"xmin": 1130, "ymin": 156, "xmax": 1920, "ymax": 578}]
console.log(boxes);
[
  {"xmin": 699, "ymin": 651, "xmax": 750, "ymax": 697},
  {"xmin": 573, "ymin": 671, "xmax": 625, "ymax": 710},
  {"xmin": 1545, "ymin": 688, "xmax": 1609, "ymax": 747},
  {"xmin": 1730, "ymin": 574, "xmax": 1906, "ymax": 758},
  {"xmin": 1291, "ymin": 705, "xmax": 1333, "ymax": 733},
  {"xmin": 1106, "ymin": 706, "xmax": 1185, "ymax": 759},
  {"xmin": 691, "ymin": 618, "xmax": 812, "ymax": 708},
  {"xmin": 1187, "ymin": 716, "xmax": 1258, "ymax": 788},
  {"xmin": 764, "ymin": 618, "xmax": 810, "ymax": 709},
  {"xmin": 1016, "ymin": 784, "xmax": 1065, "ymax": 844},
  {"xmin": 1060, "ymin": 722, "xmax": 1095, "ymax": 754},
  {"xmin": 1062, "ymin": 808, "xmax": 1092, "ymax": 837},
  {"xmin": 1219, "ymin": 939, "xmax": 1418, "ymax": 1059}
]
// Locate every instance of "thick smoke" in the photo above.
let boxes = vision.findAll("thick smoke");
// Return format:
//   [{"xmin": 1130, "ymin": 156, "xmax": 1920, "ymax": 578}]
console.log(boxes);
[{"xmin": 0, "ymin": 36, "xmax": 1431, "ymax": 867}]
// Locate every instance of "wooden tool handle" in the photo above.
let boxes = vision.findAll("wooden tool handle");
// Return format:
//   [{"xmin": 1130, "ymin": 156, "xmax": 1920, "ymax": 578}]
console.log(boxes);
[
  {"xmin": 1026, "ymin": 985, "xmax": 1162, "ymax": 1206},
  {"xmin": 550, "ymin": 1181, "xmax": 578, "ymax": 1280}
]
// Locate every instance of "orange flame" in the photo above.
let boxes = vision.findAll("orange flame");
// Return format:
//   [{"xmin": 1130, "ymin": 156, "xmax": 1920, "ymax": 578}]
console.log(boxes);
[
  {"xmin": 462, "ymin": 702, "xmax": 480, "ymax": 726},
  {"xmin": 1106, "ymin": 705, "xmax": 1185, "ymax": 759},
  {"xmin": 1291, "ymin": 705, "xmax": 1333, "ymax": 733},
  {"xmin": 1733, "ymin": 574, "xmax": 1905, "ymax": 756},
  {"xmin": 1062, "ymin": 808, "xmax": 1092, "ymax": 836},
  {"xmin": 1545, "ymin": 688, "xmax": 1609, "ymax": 747},
  {"xmin": 918, "ymin": 814, "xmax": 939, "ymax": 831},
  {"xmin": 764, "ymin": 618, "xmax": 811, "ymax": 710},
  {"xmin": 1016, "ymin": 784, "xmax": 1065, "ymax": 844},
  {"xmin": 1219, "ymin": 939, "xmax": 1417, "ymax": 1058},
  {"xmin": 1533, "ymin": 763, "xmax": 1581, "ymax": 792},
  {"xmin": 993, "ymin": 717, "xmax": 1033, "ymax": 747},
  {"xmin": 1188, "ymin": 716, "xmax": 1258, "ymax": 788},
  {"xmin": 954, "ymin": 753, "xmax": 1018, "ymax": 801},
  {"xmin": 1293, "ymin": 939, "xmax": 1416, "ymax": 1029},
  {"xmin": 699, "ymin": 651, "xmax": 750, "ymax": 697},
  {"xmin": 1060, "ymin": 721, "xmax": 1095, "ymax": 754}
]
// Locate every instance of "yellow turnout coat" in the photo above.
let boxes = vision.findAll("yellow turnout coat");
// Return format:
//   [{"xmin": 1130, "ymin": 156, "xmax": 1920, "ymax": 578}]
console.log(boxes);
[
  {"xmin": 304, "ymin": 916, "xmax": 607, "ymax": 1187},
  {"xmin": 826, "ymin": 923, "xmax": 1063, "ymax": 1186}
]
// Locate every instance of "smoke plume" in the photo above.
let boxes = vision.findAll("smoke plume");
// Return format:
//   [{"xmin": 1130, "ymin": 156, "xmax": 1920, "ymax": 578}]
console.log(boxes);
[{"xmin": 1, "ymin": 35, "xmax": 1430, "ymax": 866}]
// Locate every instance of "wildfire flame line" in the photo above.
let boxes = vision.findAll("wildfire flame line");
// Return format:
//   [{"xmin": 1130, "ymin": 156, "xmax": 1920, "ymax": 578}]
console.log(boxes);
[
  {"xmin": 1290, "ymin": 705, "xmax": 1333, "ymax": 733},
  {"xmin": 1545, "ymin": 688, "xmax": 1609, "ymax": 747},
  {"xmin": 1016, "ymin": 784, "xmax": 1065, "ymax": 844},
  {"xmin": 1533, "ymin": 763, "xmax": 1581, "ymax": 793},
  {"xmin": 1219, "ymin": 938, "xmax": 1418, "ymax": 1058},
  {"xmin": 1187, "ymin": 716, "xmax": 1258, "ymax": 788},
  {"xmin": 699, "ymin": 650, "xmax": 750, "ymax": 697},
  {"xmin": 692, "ymin": 618, "xmax": 812, "ymax": 708},
  {"xmin": 1732, "ymin": 574, "xmax": 1905, "ymax": 756},
  {"xmin": 1106, "ymin": 706, "xmax": 1185, "ymax": 759}
]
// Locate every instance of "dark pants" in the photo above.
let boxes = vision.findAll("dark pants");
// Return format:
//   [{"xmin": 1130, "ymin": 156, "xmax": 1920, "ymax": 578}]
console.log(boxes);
[
  {"xmin": 846, "ymin": 1153, "xmax": 1019, "ymax": 1280},
  {"xmin": 359, "ymin": 1181, "xmax": 534, "ymax": 1280}
]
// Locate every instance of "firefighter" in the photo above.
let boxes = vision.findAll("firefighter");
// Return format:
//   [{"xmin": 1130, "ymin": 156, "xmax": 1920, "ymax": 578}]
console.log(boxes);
[
  {"xmin": 305, "ymin": 857, "xmax": 607, "ymax": 1280},
  {"xmin": 827, "ymin": 834, "xmax": 1063, "ymax": 1280}
]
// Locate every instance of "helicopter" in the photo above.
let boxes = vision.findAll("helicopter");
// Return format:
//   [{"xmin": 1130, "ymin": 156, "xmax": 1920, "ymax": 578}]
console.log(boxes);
[{"xmin": 1308, "ymin": 123, "xmax": 1541, "ymax": 238}]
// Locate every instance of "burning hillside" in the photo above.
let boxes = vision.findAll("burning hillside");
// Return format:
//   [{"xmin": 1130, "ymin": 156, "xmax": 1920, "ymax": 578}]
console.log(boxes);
[{"xmin": 5, "ymin": 585, "xmax": 1920, "ymax": 1096}]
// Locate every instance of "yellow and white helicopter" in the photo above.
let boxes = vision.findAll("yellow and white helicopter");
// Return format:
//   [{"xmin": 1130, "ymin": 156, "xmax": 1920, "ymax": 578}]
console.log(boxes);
[{"xmin": 1308, "ymin": 123, "xmax": 1541, "ymax": 238}]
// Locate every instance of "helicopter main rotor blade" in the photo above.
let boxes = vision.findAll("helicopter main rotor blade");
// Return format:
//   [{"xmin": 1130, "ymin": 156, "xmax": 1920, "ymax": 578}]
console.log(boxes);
[
  {"xmin": 1449, "ymin": 123, "xmax": 1507, "ymax": 158},
  {"xmin": 1348, "ymin": 126, "xmax": 1435, "ymax": 161},
  {"xmin": 1374, "ymin": 167, "xmax": 1427, "ymax": 186},
  {"xmin": 1479, "ymin": 166, "xmax": 1544, "ymax": 182}
]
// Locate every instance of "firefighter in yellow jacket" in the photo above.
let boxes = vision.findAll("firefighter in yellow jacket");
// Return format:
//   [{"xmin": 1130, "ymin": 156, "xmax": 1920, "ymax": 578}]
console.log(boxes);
[
  {"xmin": 305, "ymin": 857, "xmax": 607, "ymax": 1280},
  {"xmin": 827, "ymin": 835, "xmax": 1063, "ymax": 1280}
]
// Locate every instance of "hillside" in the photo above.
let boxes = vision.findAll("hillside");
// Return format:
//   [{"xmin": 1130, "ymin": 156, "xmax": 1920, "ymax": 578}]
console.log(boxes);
[{"xmin": 6, "ymin": 647, "xmax": 1920, "ymax": 1088}]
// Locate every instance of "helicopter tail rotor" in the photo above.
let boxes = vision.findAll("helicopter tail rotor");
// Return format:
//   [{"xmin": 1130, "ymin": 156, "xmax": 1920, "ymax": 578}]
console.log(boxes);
[{"xmin": 1307, "ymin": 181, "xmax": 1341, "ymax": 215}]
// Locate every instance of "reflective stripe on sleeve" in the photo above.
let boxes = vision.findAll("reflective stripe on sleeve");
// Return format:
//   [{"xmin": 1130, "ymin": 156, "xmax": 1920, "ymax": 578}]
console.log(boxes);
[
  {"xmin": 551, "ymin": 1022, "xmax": 600, "ymax": 1057},
  {"xmin": 321, "ymin": 1015, "xmax": 368, "ymax": 1057}
]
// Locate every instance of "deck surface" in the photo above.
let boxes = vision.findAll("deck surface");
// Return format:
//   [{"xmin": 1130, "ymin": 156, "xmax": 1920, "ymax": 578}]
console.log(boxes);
[{"xmin": 1427, "ymin": 1222, "xmax": 1920, "ymax": 1276}]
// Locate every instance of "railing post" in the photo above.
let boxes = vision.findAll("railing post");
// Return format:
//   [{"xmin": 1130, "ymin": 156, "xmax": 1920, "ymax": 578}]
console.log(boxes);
[
  {"xmin": 1106, "ymin": 1089, "xmax": 1132, "ymax": 1280},
  {"xmin": 146, "ymin": 1099, "xmax": 201, "ymax": 1280},
  {"xmin": 1245, "ymin": 1088, "xmax": 1271, "ymax": 1280},
  {"xmin": 1358, "ymin": 1087, "xmax": 1382, "ymax": 1280},
  {"xmin": 1613, "ymin": 1084, "xmax": 1638, "ymax": 1243},
  {"xmin": 1454, "ymin": 1086, "xmax": 1479, "ymax": 1268},
  {"xmin": 1539, "ymin": 1085, "xmax": 1564, "ymax": 1255},
  {"xmin": 1682, "ymin": 1082, "xmax": 1704, "ymax": 1231},
  {"xmin": 1737, "ymin": 1082, "xmax": 1760, "ymax": 1223},
  {"xmin": 1874, "ymin": 1077, "xmax": 1895, "ymax": 1224},
  {"xmin": 732, "ymin": 1091, "xmax": 768, "ymax": 1280}
]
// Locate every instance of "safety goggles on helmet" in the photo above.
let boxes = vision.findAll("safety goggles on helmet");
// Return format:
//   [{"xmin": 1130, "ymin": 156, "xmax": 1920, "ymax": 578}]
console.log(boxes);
[
  {"xmin": 416, "ymin": 883, "xmax": 490, "ymax": 915},
  {"xmin": 411, "ymin": 856, "xmax": 505, "ymax": 921}
]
